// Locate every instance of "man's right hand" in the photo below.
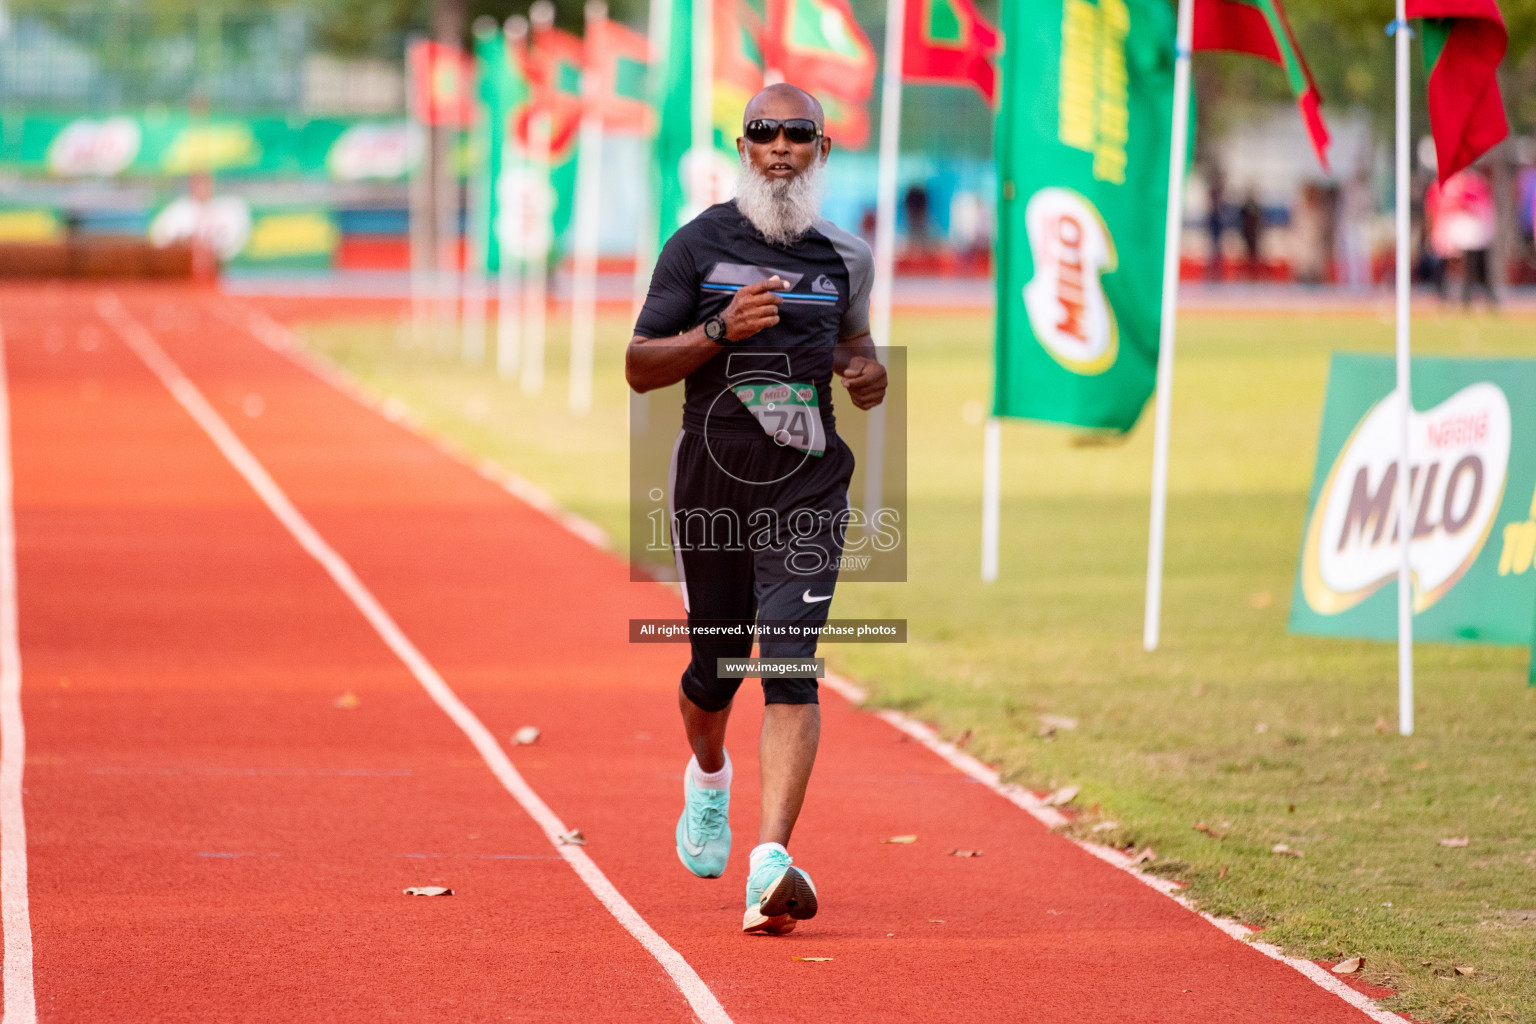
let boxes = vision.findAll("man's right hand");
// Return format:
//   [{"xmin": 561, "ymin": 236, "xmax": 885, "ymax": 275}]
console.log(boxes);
[{"xmin": 721, "ymin": 276, "xmax": 784, "ymax": 341}]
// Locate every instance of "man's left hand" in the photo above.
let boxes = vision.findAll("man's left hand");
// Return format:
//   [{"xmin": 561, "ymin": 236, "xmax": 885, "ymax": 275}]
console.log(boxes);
[{"xmin": 838, "ymin": 356, "xmax": 887, "ymax": 410}]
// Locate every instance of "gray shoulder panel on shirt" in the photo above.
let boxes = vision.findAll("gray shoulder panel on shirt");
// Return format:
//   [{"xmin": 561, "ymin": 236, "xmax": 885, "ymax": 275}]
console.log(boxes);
[{"xmin": 815, "ymin": 219, "xmax": 874, "ymax": 338}]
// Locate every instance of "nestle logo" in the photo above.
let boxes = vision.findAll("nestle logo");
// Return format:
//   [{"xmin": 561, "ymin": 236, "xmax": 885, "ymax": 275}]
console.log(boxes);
[{"xmin": 1427, "ymin": 411, "xmax": 1489, "ymax": 449}]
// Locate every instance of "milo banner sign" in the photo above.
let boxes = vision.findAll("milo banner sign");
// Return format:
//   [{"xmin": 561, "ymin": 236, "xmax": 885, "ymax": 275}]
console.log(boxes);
[
  {"xmin": 1291, "ymin": 354, "xmax": 1536, "ymax": 660},
  {"xmin": 992, "ymin": 0, "xmax": 1176, "ymax": 431}
]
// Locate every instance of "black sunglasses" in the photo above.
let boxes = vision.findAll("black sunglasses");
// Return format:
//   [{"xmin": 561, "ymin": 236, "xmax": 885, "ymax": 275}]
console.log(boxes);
[{"xmin": 743, "ymin": 118, "xmax": 823, "ymax": 145}]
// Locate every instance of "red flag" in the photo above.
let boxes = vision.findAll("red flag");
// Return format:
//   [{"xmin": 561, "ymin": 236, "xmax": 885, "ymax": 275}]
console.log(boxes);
[
  {"xmin": 1407, "ymin": 0, "xmax": 1509, "ymax": 182},
  {"xmin": 523, "ymin": 22, "xmax": 585, "ymax": 157},
  {"xmin": 763, "ymin": 0, "xmax": 877, "ymax": 146},
  {"xmin": 1193, "ymin": 0, "xmax": 1330, "ymax": 171},
  {"xmin": 409, "ymin": 40, "xmax": 473, "ymax": 127},
  {"xmin": 584, "ymin": 16, "xmax": 652, "ymax": 132},
  {"xmin": 902, "ymin": 0, "xmax": 999, "ymax": 104}
]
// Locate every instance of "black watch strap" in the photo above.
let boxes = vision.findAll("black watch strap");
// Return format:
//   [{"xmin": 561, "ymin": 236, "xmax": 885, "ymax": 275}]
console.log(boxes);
[{"xmin": 703, "ymin": 315, "xmax": 728, "ymax": 343}]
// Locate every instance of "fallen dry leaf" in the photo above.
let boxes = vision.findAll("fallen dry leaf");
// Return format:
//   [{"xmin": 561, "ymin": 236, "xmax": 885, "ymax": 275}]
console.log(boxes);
[
  {"xmin": 1218, "ymin": 865, "xmax": 1229, "ymax": 880},
  {"xmin": 1271, "ymin": 843, "xmax": 1304, "ymax": 858},
  {"xmin": 1090, "ymin": 821, "xmax": 1119, "ymax": 833},
  {"xmin": 1439, "ymin": 837, "xmax": 1470, "ymax": 848},
  {"xmin": 1332, "ymin": 957, "xmax": 1363, "ymax": 975},
  {"xmin": 1454, "ymin": 965, "xmax": 1475, "ymax": 977},
  {"xmin": 883, "ymin": 835, "xmax": 918, "ymax": 844},
  {"xmin": 947, "ymin": 849, "xmax": 983, "ymax": 858},
  {"xmin": 1248, "ymin": 591, "xmax": 1272, "ymax": 608},
  {"xmin": 1411, "ymin": 761, "xmax": 1428, "ymax": 771},
  {"xmin": 510, "ymin": 726, "xmax": 540, "ymax": 745},
  {"xmin": 1129, "ymin": 847, "xmax": 1157, "ymax": 865},
  {"xmin": 403, "ymin": 886, "xmax": 453, "ymax": 896},
  {"xmin": 1254, "ymin": 722, "xmax": 1270, "ymax": 734},
  {"xmin": 1193, "ymin": 822, "xmax": 1225, "ymax": 840},
  {"xmin": 1044, "ymin": 785, "xmax": 1081, "ymax": 807},
  {"xmin": 556, "ymin": 830, "xmax": 586, "ymax": 846},
  {"xmin": 1374, "ymin": 716, "xmax": 1390, "ymax": 734},
  {"xmin": 791, "ymin": 957, "xmax": 833, "ymax": 962},
  {"xmin": 1037, "ymin": 714, "xmax": 1078, "ymax": 739},
  {"xmin": 333, "ymin": 692, "xmax": 360, "ymax": 710}
]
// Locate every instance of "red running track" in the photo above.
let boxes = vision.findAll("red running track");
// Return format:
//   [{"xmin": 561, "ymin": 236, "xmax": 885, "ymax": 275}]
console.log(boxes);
[{"xmin": 0, "ymin": 282, "xmax": 1393, "ymax": 1023}]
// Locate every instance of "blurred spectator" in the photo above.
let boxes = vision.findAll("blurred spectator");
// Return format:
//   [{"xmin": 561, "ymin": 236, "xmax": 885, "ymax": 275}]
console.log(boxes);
[
  {"xmin": 1427, "ymin": 166, "xmax": 1498, "ymax": 310},
  {"xmin": 1292, "ymin": 183, "xmax": 1329, "ymax": 284},
  {"xmin": 1205, "ymin": 166, "xmax": 1226, "ymax": 280},
  {"xmin": 903, "ymin": 185, "xmax": 930, "ymax": 251},
  {"xmin": 859, "ymin": 206, "xmax": 877, "ymax": 245},
  {"xmin": 1239, "ymin": 191, "xmax": 1263, "ymax": 278},
  {"xmin": 1335, "ymin": 171, "xmax": 1373, "ymax": 290},
  {"xmin": 950, "ymin": 192, "xmax": 983, "ymax": 250}
]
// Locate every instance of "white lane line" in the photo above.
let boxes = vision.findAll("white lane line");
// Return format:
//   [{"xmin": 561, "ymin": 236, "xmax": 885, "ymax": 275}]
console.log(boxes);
[
  {"xmin": 820, "ymin": 675, "xmax": 1411, "ymax": 1024},
  {"xmin": 0, "ymin": 318, "xmax": 36, "ymax": 1024},
  {"xmin": 211, "ymin": 297, "xmax": 1406, "ymax": 1023},
  {"xmin": 96, "ymin": 294, "xmax": 733, "ymax": 1024}
]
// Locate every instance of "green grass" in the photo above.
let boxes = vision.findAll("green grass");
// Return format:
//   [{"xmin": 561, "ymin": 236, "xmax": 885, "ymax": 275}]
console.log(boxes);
[{"xmin": 297, "ymin": 306, "xmax": 1536, "ymax": 1024}]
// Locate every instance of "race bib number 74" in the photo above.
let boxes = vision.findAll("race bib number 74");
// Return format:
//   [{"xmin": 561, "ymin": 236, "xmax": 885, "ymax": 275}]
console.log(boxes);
[{"xmin": 733, "ymin": 382, "xmax": 826, "ymax": 456}]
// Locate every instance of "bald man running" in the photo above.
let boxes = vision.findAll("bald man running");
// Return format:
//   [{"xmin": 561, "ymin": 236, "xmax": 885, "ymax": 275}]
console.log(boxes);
[{"xmin": 626, "ymin": 84, "xmax": 886, "ymax": 935}]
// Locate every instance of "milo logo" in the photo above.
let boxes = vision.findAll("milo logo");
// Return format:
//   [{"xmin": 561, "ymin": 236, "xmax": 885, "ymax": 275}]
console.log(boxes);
[
  {"xmin": 1301, "ymin": 383, "xmax": 1510, "ymax": 614},
  {"xmin": 1022, "ymin": 187, "xmax": 1118, "ymax": 375},
  {"xmin": 47, "ymin": 117, "xmax": 141, "ymax": 177},
  {"xmin": 796, "ymin": 387, "xmax": 815, "ymax": 403},
  {"xmin": 734, "ymin": 387, "xmax": 756, "ymax": 403},
  {"xmin": 760, "ymin": 384, "xmax": 792, "ymax": 405},
  {"xmin": 327, "ymin": 122, "xmax": 420, "ymax": 181}
]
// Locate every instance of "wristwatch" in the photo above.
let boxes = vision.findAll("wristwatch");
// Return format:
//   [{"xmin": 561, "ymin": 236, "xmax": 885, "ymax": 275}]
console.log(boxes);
[{"xmin": 702, "ymin": 315, "xmax": 728, "ymax": 343}]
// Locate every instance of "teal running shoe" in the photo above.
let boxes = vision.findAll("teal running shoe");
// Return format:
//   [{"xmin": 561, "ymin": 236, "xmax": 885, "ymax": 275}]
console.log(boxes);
[
  {"xmin": 742, "ymin": 848, "xmax": 817, "ymax": 934},
  {"xmin": 675, "ymin": 772, "xmax": 731, "ymax": 878}
]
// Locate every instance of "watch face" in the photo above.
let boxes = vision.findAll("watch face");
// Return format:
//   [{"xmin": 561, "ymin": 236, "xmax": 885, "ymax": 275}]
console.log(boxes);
[{"xmin": 705, "ymin": 317, "xmax": 724, "ymax": 341}]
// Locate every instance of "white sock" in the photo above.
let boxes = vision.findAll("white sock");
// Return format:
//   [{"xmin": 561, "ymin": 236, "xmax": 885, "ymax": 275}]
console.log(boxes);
[
  {"xmin": 750, "ymin": 842, "xmax": 788, "ymax": 875},
  {"xmin": 688, "ymin": 751, "xmax": 732, "ymax": 790}
]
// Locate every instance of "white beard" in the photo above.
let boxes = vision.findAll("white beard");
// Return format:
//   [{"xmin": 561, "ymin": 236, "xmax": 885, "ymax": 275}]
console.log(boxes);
[{"xmin": 734, "ymin": 155, "xmax": 825, "ymax": 247}]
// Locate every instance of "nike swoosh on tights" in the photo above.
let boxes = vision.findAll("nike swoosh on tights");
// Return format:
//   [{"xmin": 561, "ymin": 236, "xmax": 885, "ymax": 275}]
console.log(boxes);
[{"xmin": 802, "ymin": 590, "xmax": 833, "ymax": 603}]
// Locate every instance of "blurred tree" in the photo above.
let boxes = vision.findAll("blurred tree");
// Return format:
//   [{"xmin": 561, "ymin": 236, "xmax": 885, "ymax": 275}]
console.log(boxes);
[
  {"xmin": 310, "ymin": 0, "xmax": 647, "ymax": 55},
  {"xmin": 8, "ymin": 0, "xmax": 648, "ymax": 57},
  {"xmin": 1195, "ymin": 0, "xmax": 1535, "ymax": 143}
]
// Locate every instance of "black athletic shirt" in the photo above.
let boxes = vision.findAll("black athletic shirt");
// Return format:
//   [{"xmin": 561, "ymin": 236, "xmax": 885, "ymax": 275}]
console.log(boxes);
[{"xmin": 634, "ymin": 200, "xmax": 874, "ymax": 440}]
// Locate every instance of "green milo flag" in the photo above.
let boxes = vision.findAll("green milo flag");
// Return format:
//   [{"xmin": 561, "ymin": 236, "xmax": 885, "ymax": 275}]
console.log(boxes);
[
  {"xmin": 650, "ymin": 0, "xmax": 763, "ymax": 249},
  {"xmin": 472, "ymin": 26, "xmax": 529, "ymax": 273},
  {"xmin": 993, "ymin": 0, "xmax": 1176, "ymax": 431},
  {"xmin": 1290, "ymin": 354, "xmax": 1536, "ymax": 663}
]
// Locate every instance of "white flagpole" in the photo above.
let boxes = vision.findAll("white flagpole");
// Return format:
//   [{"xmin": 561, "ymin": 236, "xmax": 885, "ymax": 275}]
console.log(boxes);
[
  {"xmin": 690, "ymin": 0, "xmax": 714, "ymax": 214},
  {"xmin": 462, "ymin": 19, "xmax": 496, "ymax": 368},
  {"xmin": 632, "ymin": 0, "xmax": 670, "ymax": 323},
  {"xmin": 522, "ymin": 107, "xmax": 551, "ymax": 396},
  {"xmin": 1393, "ymin": 0, "xmax": 1415, "ymax": 736},
  {"xmin": 497, "ymin": 16, "xmax": 528, "ymax": 381},
  {"xmin": 981, "ymin": 417, "xmax": 1000, "ymax": 581},
  {"xmin": 406, "ymin": 39, "xmax": 432, "ymax": 346},
  {"xmin": 569, "ymin": 1, "xmax": 608, "ymax": 416},
  {"xmin": 1141, "ymin": 0, "xmax": 1194, "ymax": 651},
  {"xmin": 434, "ymin": 50, "xmax": 462, "ymax": 351},
  {"xmin": 865, "ymin": 0, "xmax": 905, "ymax": 536}
]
